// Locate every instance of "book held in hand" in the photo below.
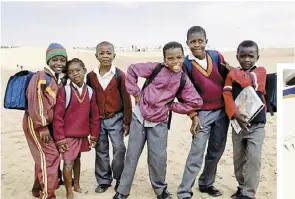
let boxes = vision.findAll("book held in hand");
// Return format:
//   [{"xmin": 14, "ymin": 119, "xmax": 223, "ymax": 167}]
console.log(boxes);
[{"xmin": 232, "ymin": 86, "xmax": 265, "ymax": 134}]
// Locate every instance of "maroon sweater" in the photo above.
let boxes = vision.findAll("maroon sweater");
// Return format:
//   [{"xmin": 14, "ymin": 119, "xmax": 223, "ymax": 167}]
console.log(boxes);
[
  {"xmin": 86, "ymin": 69, "xmax": 132, "ymax": 125},
  {"xmin": 53, "ymin": 84, "xmax": 100, "ymax": 145},
  {"xmin": 184, "ymin": 52, "xmax": 227, "ymax": 110}
]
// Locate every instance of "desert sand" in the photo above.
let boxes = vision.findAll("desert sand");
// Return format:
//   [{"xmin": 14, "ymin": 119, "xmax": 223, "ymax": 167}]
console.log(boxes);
[{"xmin": 1, "ymin": 47, "xmax": 293, "ymax": 199}]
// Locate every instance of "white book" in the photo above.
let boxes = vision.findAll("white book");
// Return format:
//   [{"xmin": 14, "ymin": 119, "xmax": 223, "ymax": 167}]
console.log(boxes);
[{"xmin": 232, "ymin": 86, "xmax": 265, "ymax": 134}]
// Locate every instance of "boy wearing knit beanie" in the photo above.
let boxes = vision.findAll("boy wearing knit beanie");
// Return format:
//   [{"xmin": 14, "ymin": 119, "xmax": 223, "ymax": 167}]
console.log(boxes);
[{"xmin": 22, "ymin": 43, "xmax": 67, "ymax": 199}]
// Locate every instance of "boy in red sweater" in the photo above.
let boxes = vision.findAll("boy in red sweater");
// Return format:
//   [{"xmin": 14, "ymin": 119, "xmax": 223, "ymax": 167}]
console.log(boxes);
[
  {"xmin": 86, "ymin": 41, "xmax": 132, "ymax": 193},
  {"xmin": 223, "ymin": 40, "xmax": 267, "ymax": 199},
  {"xmin": 178, "ymin": 26, "xmax": 230, "ymax": 199},
  {"xmin": 23, "ymin": 43, "xmax": 67, "ymax": 199},
  {"xmin": 53, "ymin": 58, "xmax": 100, "ymax": 199}
]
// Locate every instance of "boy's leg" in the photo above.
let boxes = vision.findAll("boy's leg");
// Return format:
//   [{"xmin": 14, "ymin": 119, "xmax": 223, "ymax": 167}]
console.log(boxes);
[
  {"xmin": 95, "ymin": 120, "xmax": 112, "ymax": 187},
  {"xmin": 242, "ymin": 123, "xmax": 265, "ymax": 198},
  {"xmin": 73, "ymin": 153, "xmax": 82, "ymax": 193},
  {"xmin": 146, "ymin": 122, "xmax": 168, "ymax": 196},
  {"xmin": 23, "ymin": 116, "xmax": 60, "ymax": 199},
  {"xmin": 116, "ymin": 114, "xmax": 146, "ymax": 196},
  {"xmin": 32, "ymin": 163, "xmax": 42, "ymax": 197},
  {"xmin": 232, "ymin": 127, "xmax": 247, "ymax": 190},
  {"xmin": 63, "ymin": 160, "xmax": 74, "ymax": 198},
  {"xmin": 198, "ymin": 109, "xmax": 229, "ymax": 188},
  {"xmin": 106, "ymin": 113, "xmax": 126, "ymax": 182},
  {"xmin": 177, "ymin": 110, "xmax": 214, "ymax": 199}
]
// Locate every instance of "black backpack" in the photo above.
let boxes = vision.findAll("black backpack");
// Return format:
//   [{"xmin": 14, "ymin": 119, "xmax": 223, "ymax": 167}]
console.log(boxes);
[
  {"xmin": 265, "ymin": 73, "xmax": 277, "ymax": 116},
  {"xmin": 141, "ymin": 63, "xmax": 186, "ymax": 130}
]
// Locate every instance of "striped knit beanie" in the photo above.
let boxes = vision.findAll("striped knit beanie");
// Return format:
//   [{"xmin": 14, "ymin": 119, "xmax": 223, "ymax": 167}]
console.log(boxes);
[{"xmin": 46, "ymin": 43, "xmax": 67, "ymax": 64}]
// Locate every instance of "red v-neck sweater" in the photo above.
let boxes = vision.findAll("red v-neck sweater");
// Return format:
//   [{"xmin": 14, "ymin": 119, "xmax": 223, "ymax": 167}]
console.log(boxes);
[
  {"xmin": 185, "ymin": 53, "xmax": 225, "ymax": 110},
  {"xmin": 53, "ymin": 84, "xmax": 100, "ymax": 142}
]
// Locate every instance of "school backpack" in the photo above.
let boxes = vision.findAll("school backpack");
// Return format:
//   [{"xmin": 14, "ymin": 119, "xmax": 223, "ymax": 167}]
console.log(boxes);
[
  {"xmin": 64, "ymin": 84, "xmax": 93, "ymax": 109},
  {"xmin": 4, "ymin": 70, "xmax": 51, "ymax": 110},
  {"xmin": 265, "ymin": 73, "xmax": 277, "ymax": 116},
  {"xmin": 141, "ymin": 63, "xmax": 187, "ymax": 130}
]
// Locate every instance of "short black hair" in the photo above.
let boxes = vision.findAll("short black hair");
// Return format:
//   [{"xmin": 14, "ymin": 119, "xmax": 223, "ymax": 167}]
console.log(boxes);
[
  {"xmin": 96, "ymin": 41, "xmax": 115, "ymax": 52},
  {"xmin": 237, "ymin": 40, "xmax": 259, "ymax": 54},
  {"xmin": 187, "ymin": 26, "xmax": 207, "ymax": 40},
  {"xmin": 162, "ymin": 41, "xmax": 184, "ymax": 58},
  {"xmin": 65, "ymin": 58, "xmax": 85, "ymax": 73}
]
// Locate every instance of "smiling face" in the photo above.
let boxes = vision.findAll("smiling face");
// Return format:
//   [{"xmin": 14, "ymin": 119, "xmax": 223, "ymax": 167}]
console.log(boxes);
[
  {"xmin": 67, "ymin": 62, "xmax": 86, "ymax": 87},
  {"xmin": 95, "ymin": 43, "xmax": 116, "ymax": 67},
  {"xmin": 237, "ymin": 46, "xmax": 259, "ymax": 70},
  {"xmin": 48, "ymin": 55, "xmax": 67, "ymax": 74},
  {"xmin": 187, "ymin": 32, "xmax": 208, "ymax": 60},
  {"xmin": 163, "ymin": 47, "xmax": 184, "ymax": 73}
]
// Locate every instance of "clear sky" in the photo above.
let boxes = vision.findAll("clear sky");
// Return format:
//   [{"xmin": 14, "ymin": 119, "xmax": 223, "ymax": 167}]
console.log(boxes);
[{"xmin": 1, "ymin": 1, "xmax": 295, "ymax": 50}]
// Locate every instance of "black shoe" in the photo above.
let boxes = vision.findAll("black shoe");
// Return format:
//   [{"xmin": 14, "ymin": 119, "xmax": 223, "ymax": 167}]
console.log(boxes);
[
  {"xmin": 183, "ymin": 197, "xmax": 191, "ymax": 199},
  {"xmin": 157, "ymin": 189, "xmax": 172, "ymax": 199},
  {"xmin": 231, "ymin": 187, "xmax": 242, "ymax": 198},
  {"xmin": 114, "ymin": 181, "xmax": 120, "ymax": 191},
  {"xmin": 58, "ymin": 177, "xmax": 64, "ymax": 186},
  {"xmin": 235, "ymin": 195, "xmax": 253, "ymax": 199},
  {"xmin": 95, "ymin": 184, "xmax": 111, "ymax": 193},
  {"xmin": 199, "ymin": 186, "xmax": 222, "ymax": 197},
  {"xmin": 113, "ymin": 192, "xmax": 129, "ymax": 199}
]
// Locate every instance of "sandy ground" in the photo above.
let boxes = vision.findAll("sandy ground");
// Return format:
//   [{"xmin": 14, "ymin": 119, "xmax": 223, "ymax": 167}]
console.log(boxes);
[{"xmin": 1, "ymin": 47, "xmax": 294, "ymax": 199}]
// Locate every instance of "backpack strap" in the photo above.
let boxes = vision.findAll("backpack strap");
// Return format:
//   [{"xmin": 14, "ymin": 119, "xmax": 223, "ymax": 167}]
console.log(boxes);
[
  {"xmin": 266, "ymin": 73, "xmax": 277, "ymax": 116},
  {"xmin": 87, "ymin": 86, "xmax": 93, "ymax": 99},
  {"xmin": 45, "ymin": 74, "xmax": 51, "ymax": 87},
  {"xmin": 142, "ymin": 63, "xmax": 165, "ymax": 90},
  {"xmin": 64, "ymin": 84, "xmax": 71, "ymax": 109},
  {"xmin": 183, "ymin": 56, "xmax": 193, "ymax": 82},
  {"xmin": 207, "ymin": 50, "xmax": 228, "ymax": 79}
]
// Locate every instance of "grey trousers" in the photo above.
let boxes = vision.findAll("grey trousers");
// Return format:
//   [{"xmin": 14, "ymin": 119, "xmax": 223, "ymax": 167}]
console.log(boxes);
[
  {"xmin": 232, "ymin": 122, "xmax": 265, "ymax": 198},
  {"xmin": 177, "ymin": 109, "xmax": 229, "ymax": 199},
  {"xmin": 95, "ymin": 112, "xmax": 126, "ymax": 185},
  {"xmin": 117, "ymin": 113, "xmax": 168, "ymax": 196}
]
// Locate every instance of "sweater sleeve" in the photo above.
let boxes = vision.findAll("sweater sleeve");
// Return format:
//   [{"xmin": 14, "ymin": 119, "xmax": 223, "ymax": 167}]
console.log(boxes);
[
  {"xmin": 119, "ymin": 72, "xmax": 132, "ymax": 125},
  {"xmin": 90, "ymin": 91, "xmax": 100, "ymax": 141},
  {"xmin": 171, "ymin": 75, "xmax": 203, "ymax": 114},
  {"xmin": 26, "ymin": 72, "xmax": 55, "ymax": 134},
  {"xmin": 52, "ymin": 86, "xmax": 67, "ymax": 146},
  {"xmin": 125, "ymin": 62, "xmax": 159, "ymax": 97},
  {"xmin": 223, "ymin": 75, "xmax": 237, "ymax": 119}
]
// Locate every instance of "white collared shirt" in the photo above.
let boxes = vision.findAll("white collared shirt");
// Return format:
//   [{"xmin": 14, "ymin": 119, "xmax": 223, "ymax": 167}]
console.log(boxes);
[
  {"xmin": 93, "ymin": 65, "xmax": 116, "ymax": 90},
  {"xmin": 72, "ymin": 82, "xmax": 85, "ymax": 95},
  {"xmin": 45, "ymin": 66, "xmax": 65, "ymax": 84},
  {"xmin": 188, "ymin": 53, "xmax": 208, "ymax": 70}
]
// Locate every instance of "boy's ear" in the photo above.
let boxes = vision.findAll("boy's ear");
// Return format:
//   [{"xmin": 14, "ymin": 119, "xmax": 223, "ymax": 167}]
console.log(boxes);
[
  {"xmin": 95, "ymin": 53, "xmax": 98, "ymax": 59},
  {"xmin": 113, "ymin": 53, "xmax": 116, "ymax": 59},
  {"xmin": 206, "ymin": 39, "xmax": 208, "ymax": 44},
  {"xmin": 236, "ymin": 54, "xmax": 239, "ymax": 60},
  {"xmin": 186, "ymin": 40, "xmax": 189, "ymax": 46},
  {"xmin": 257, "ymin": 54, "xmax": 260, "ymax": 61},
  {"xmin": 83, "ymin": 67, "xmax": 87, "ymax": 73}
]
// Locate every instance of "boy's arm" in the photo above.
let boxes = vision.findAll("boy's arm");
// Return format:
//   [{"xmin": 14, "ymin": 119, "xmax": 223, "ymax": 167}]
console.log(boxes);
[
  {"xmin": 26, "ymin": 72, "xmax": 55, "ymax": 134},
  {"xmin": 120, "ymin": 72, "xmax": 132, "ymax": 125},
  {"xmin": 222, "ymin": 75, "xmax": 238, "ymax": 119},
  {"xmin": 52, "ymin": 86, "xmax": 67, "ymax": 146},
  {"xmin": 170, "ymin": 75, "xmax": 203, "ymax": 114},
  {"xmin": 126, "ymin": 62, "xmax": 159, "ymax": 97},
  {"xmin": 90, "ymin": 91, "xmax": 100, "ymax": 141}
]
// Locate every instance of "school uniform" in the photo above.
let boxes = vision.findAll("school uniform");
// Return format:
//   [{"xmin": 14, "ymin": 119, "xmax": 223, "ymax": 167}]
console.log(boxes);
[
  {"xmin": 177, "ymin": 52, "xmax": 230, "ymax": 199},
  {"xmin": 23, "ymin": 67, "xmax": 61, "ymax": 199},
  {"xmin": 116, "ymin": 62, "xmax": 203, "ymax": 197},
  {"xmin": 86, "ymin": 65, "xmax": 132, "ymax": 186},
  {"xmin": 223, "ymin": 65, "xmax": 267, "ymax": 198},
  {"xmin": 53, "ymin": 83, "xmax": 100, "ymax": 161}
]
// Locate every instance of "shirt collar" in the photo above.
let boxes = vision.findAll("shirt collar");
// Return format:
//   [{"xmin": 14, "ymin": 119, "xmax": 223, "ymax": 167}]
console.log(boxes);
[
  {"xmin": 188, "ymin": 53, "xmax": 206, "ymax": 61},
  {"xmin": 94, "ymin": 64, "xmax": 116, "ymax": 75},
  {"xmin": 72, "ymin": 82, "xmax": 85, "ymax": 89},
  {"xmin": 238, "ymin": 63, "xmax": 258, "ymax": 71}
]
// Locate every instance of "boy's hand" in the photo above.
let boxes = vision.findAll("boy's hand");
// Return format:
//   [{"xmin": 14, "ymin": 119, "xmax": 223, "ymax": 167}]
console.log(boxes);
[
  {"xmin": 222, "ymin": 61, "xmax": 235, "ymax": 71},
  {"xmin": 90, "ymin": 140, "xmax": 97, "ymax": 148},
  {"xmin": 123, "ymin": 124, "xmax": 130, "ymax": 136},
  {"xmin": 40, "ymin": 130, "xmax": 52, "ymax": 145},
  {"xmin": 234, "ymin": 111, "xmax": 250, "ymax": 130},
  {"xmin": 135, "ymin": 95, "xmax": 141, "ymax": 105},
  {"xmin": 58, "ymin": 143, "xmax": 68, "ymax": 153},
  {"xmin": 190, "ymin": 115, "xmax": 203, "ymax": 135}
]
